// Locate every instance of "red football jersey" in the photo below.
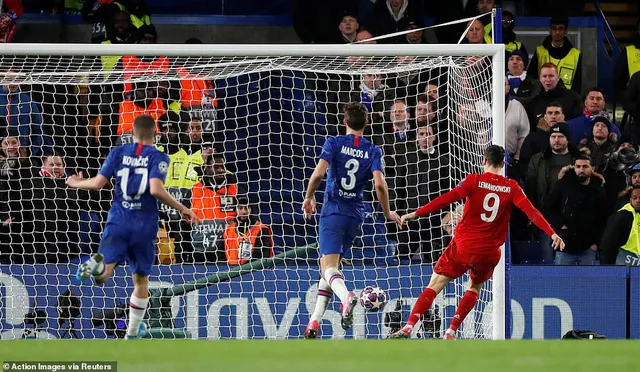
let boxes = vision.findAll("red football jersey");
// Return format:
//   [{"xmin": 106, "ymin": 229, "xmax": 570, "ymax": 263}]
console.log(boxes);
[
  {"xmin": 452, "ymin": 173, "xmax": 520, "ymax": 253},
  {"xmin": 414, "ymin": 172, "xmax": 554, "ymax": 255}
]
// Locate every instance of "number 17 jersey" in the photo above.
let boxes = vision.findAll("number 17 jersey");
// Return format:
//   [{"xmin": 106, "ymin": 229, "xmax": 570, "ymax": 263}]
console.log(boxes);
[
  {"xmin": 99, "ymin": 143, "xmax": 171, "ymax": 224},
  {"xmin": 319, "ymin": 134, "xmax": 384, "ymax": 221}
]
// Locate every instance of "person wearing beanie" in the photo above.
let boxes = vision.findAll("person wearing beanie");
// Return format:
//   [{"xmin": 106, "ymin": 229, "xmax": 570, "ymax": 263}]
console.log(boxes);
[
  {"xmin": 567, "ymin": 87, "xmax": 621, "ymax": 144},
  {"xmin": 577, "ymin": 116, "xmax": 618, "ymax": 173},
  {"xmin": 528, "ymin": 14, "xmax": 583, "ymax": 93},
  {"xmin": 526, "ymin": 120, "xmax": 582, "ymax": 260},
  {"xmin": 519, "ymin": 102, "xmax": 566, "ymax": 176},
  {"xmin": 506, "ymin": 49, "xmax": 540, "ymax": 107}
]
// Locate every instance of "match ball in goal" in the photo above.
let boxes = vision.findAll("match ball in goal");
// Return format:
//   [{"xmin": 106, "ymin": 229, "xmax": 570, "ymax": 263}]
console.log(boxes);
[{"xmin": 359, "ymin": 286, "xmax": 387, "ymax": 312}]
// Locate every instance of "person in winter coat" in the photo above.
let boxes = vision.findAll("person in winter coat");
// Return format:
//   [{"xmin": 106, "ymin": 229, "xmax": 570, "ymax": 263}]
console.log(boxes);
[
  {"xmin": 546, "ymin": 154, "xmax": 608, "ymax": 265},
  {"xmin": 600, "ymin": 185, "xmax": 640, "ymax": 266}
]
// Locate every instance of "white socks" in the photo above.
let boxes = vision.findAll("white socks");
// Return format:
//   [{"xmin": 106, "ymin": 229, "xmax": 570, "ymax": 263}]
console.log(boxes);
[
  {"xmin": 324, "ymin": 267, "xmax": 350, "ymax": 303},
  {"xmin": 127, "ymin": 294, "xmax": 149, "ymax": 336},
  {"xmin": 310, "ymin": 277, "xmax": 333, "ymax": 323}
]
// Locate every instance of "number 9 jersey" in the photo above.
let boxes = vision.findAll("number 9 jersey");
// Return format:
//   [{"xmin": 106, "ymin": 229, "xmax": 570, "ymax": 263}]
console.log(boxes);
[
  {"xmin": 319, "ymin": 134, "xmax": 384, "ymax": 222},
  {"xmin": 99, "ymin": 143, "xmax": 171, "ymax": 224},
  {"xmin": 453, "ymin": 172, "xmax": 524, "ymax": 253}
]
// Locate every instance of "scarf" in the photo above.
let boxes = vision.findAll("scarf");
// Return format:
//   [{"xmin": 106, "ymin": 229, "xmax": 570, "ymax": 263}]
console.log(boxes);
[
  {"xmin": 507, "ymin": 71, "xmax": 526, "ymax": 93},
  {"xmin": 386, "ymin": 0, "xmax": 408, "ymax": 21},
  {"xmin": 359, "ymin": 81, "xmax": 380, "ymax": 112}
]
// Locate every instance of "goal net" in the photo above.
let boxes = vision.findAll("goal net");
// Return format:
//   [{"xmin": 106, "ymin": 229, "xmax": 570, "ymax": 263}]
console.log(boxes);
[{"xmin": 0, "ymin": 43, "xmax": 505, "ymax": 340}]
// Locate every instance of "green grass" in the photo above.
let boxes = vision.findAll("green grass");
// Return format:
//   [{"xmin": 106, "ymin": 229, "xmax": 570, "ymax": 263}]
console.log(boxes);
[{"xmin": 1, "ymin": 340, "xmax": 639, "ymax": 372}]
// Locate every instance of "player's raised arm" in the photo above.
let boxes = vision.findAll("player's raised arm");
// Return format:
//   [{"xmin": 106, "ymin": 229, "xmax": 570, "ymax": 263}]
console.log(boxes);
[
  {"xmin": 512, "ymin": 184, "xmax": 565, "ymax": 251},
  {"xmin": 400, "ymin": 176, "xmax": 474, "ymax": 228},
  {"xmin": 65, "ymin": 171, "xmax": 110, "ymax": 191},
  {"xmin": 149, "ymin": 178, "xmax": 200, "ymax": 225},
  {"xmin": 302, "ymin": 159, "xmax": 329, "ymax": 219},
  {"xmin": 372, "ymin": 170, "xmax": 400, "ymax": 225}
]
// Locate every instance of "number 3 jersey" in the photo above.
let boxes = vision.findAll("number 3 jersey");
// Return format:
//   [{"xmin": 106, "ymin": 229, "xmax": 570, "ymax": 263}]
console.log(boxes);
[
  {"xmin": 319, "ymin": 134, "xmax": 384, "ymax": 221},
  {"xmin": 99, "ymin": 143, "xmax": 171, "ymax": 224}
]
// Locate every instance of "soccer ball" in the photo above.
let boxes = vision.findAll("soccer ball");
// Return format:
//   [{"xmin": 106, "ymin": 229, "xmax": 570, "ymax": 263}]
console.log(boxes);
[{"xmin": 359, "ymin": 286, "xmax": 387, "ymax": 312}]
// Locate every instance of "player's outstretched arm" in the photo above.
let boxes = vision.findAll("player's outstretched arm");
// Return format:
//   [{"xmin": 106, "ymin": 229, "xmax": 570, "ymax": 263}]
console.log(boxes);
[
  {"xmin": 400, "ymin": 187, "xmax": 467, "ymax": 228},
  {"xmin": 149, "ymin": 178, "xmax": 201, "ymax": 225},
  {"xmin": 372, "ymin": 170, "xmax": 400, "ymax": 225},
  {"xmin": 302, "ymin": 159, "xmax": 329, "ymax": 219},
  {"xmin": 65, "ymin": 171, "xmax": 109, "ymax": 191},
  {"xmin": 512, "ymin": 187, "xmax": 565, "ymax": 251}
]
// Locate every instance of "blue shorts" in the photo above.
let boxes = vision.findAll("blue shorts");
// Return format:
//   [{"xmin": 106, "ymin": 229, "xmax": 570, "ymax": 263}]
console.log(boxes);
[
  {"xmin": 319, "ymin": 214, "xmax": 362, "ymax": 256},
  {"xmin": 99, "ymin": 220, "xmax": 158, "ymax": 276}
]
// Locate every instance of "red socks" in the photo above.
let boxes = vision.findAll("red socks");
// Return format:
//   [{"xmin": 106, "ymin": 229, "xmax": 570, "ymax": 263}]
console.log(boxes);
[
  {"xmin": 407, "ymin": 288, "xmax": 437, "ymax": 327},
  {"xmin": 450, "ymin": 290, "xmax": 479, "ymax": 331}
]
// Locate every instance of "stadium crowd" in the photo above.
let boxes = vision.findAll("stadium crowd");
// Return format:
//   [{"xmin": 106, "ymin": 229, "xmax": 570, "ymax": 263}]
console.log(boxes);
[{"xmin": 0, "ymin": 0, "xmax": 640, "ymax": 268}]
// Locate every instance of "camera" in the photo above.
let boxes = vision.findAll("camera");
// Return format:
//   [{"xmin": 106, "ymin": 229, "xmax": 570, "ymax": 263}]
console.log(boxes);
[
  {"xmin": 56, "ymin": 289, "xmax": 81, "ymax": 338},
  {"xmin": 384, "ymin": 298, "xmax": 441, "ymax": 339},
  {"xmin": 22, "ymin": 308, "xmax": 46, "ymax": 339},
  {"xmin": 91, "ymin": 301, "xmax": 128, "ymax": 338}
]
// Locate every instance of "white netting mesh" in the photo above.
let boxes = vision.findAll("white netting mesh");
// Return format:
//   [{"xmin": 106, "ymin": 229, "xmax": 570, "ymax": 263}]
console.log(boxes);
[{"xmin": 0, "ymin": 49, "xmax": 496, "ymax": 339}]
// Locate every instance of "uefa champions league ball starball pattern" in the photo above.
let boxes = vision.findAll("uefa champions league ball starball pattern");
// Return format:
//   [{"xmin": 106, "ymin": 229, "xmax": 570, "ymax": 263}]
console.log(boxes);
[{"xmin": 359, "ymin": 286, "xmax": 387, "ymax": 312}]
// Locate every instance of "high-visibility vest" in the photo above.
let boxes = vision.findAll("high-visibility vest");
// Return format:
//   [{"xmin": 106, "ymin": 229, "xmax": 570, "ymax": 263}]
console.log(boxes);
[
  {"xmin": 114, "ymin": 1, "xmax": 151, "ymax": 29},
  {"xmin": 176, "ymin": 67, "xmax": 219, "ymax": 108},
  {"xmin": 484, "ymin": 23, "xmax": 493, "ymax": 44},
  {"xmin": 505, "ymin": 40, "xmax": 523, "ymax": 53},
  {"xmin": 536, "ymin": 46, "xmax": 581, "ymax": 89},
  {"xmin": 100, "ymin": 40, "xmax": 121, "ymax": 76},
  {"xmin": 626, "ymin": 45, "xmax": 640, "ymax": 80},
  {"xmin": 191, "ymin": 180, "xmax": 237, "ymax": 221},
  {"xmin": 619, "ymin": 203, "xmax": 640, "ymax": 255},
  {"xmin": 121, "ymin": 55, "xmax": 169, "ymax": 92},
  {"xmin": 165, "ymin": 148, "xmax": 203, "ymax": 188},
  {"xmin": 117, "ymin": 98, "xmax": 165, "ymax": 135},
  {"xmin": 223, "ymin": 221, "xmax": 273, "ymax": 265}
]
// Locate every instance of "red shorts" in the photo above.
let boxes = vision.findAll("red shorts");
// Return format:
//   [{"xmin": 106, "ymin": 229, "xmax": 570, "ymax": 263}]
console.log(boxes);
[{"xmin": 434, "ymin": 240, "xmax": 501, "ymax": 284}]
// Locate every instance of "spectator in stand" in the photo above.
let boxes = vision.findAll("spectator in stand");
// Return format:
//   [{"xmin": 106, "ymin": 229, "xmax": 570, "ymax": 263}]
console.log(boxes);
[
  {"xmin": 520, "ymin": 103, "xmax": 565, "ymax": 173},
  {"xmin": 387, "ymin": 56, "xmax": 430, "ymax": 106},
  {"xmin": 0, "ymin": 78, "xmax": 53, "ymax": 157},
  {"xmin": 526, "ymin": 62, "xmax": 582, "ymax": 132},
  {"xmin": 0, "ymin": 0, "xmax": 23, "ymax": 43},
  {"xmin": 223, "ymin": 196, "xmax": 273, "ymax": 266},
  {"xmin": 577, "ymin": 117, "xmax": 617, "ymax": 173},
  {"xmin": 292, "ymin": 0, "xmax": 358, "ymax": 44},
  {"xmin": 326, "ymin": 71, "xmax": 391, "ymax": 138},
  {"xmin": 526, "ymin": 122, "xmax": 579, "ymax": 260},
  {"xmin": 546, "ymin": 155, "xmax": 607, "ymax": 265},
  {"xmin": 404, "ymin": 20, "xmax": 425, "ymax": 44},
  {"xmin": 567, "ymin": 87, "xmax": 620, "ymax": 145},
  {"xmin": 475, "ymin": 0, "xmax": 494, "ymax": 39},
  {"xmin": 528, "ymin": 14, "xmax": 582, "ymax": 93},
  {"xmin": 623, "ymin": 71, "xmax": 640, "ymax": 143},
  {"xmin": 614, "ymin": 19, "xmax": 640, "ymax": 96},
  {"xmin": 501, "ymin": 11, "xmax": 527, "ymax": 56},
  {"xmin": 366, "ymin": 0, "xmax": 423, "ymax": 44},
  {"xmin": 505, "ymin": 79, "xmax": 530, "ymax": 163},
  {"xmin": 333, "ymin": 11, "xmax": 360, "ymax": 44},
  {"xmin": 600, "ymin": 185, "xmax": 640, "ymax": 266},
  {"xmin": 464, "ymin": 19, "xmax": 490, "ymax": 44},
  {"xmin": 82, "ymin": 0, "xmax": 152, "ymax": 44},
  {"xmin": 355, "ymin": 29, "xmax": 376, "ymax": 44},
  {"xmin": 506, "ymin": 50, "xmax": 539, "ymax": 109}
]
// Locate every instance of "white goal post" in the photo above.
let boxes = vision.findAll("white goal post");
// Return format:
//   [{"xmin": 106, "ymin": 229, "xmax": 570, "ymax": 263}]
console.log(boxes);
[{"xmin": 0, "ymin": 43, "xmax": 505, "ymax": 340}]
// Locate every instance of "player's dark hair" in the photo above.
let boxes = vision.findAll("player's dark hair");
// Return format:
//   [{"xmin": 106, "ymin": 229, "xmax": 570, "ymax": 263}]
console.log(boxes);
[
  {"xmin": 133, "ymin": 114, "xmax": 157, "ymax": 140},
  {"xmin": 484, "ymin": 145, "xmax": 505, "ymax": 167},
  {"xmin": 546, "ymin": 102, "xmax": 563, "ymax": 111},
  {"xmin": 343, "ymin": 102, "xmax": 368, "ymax": 131}
]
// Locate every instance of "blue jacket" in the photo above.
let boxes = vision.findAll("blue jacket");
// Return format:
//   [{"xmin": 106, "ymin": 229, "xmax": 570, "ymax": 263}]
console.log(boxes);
[
  {"xmin": 0, "ymin": 88, "xmax": 53, "ymax": 156},
  {"xmin": 567, "ymin": 113, "xmax": 621, "ymax": 145}
]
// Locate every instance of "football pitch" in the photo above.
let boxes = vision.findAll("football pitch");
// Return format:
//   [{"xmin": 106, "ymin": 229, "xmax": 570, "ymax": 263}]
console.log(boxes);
[{"xmin": 1, "ymin": 340, "xmax": 639, "ymax": 372}]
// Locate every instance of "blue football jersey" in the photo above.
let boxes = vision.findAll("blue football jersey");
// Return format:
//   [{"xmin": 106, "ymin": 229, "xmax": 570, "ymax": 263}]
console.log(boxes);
[
  {"xmin": 99, "ymin": 143, "xmax": 170, "ymax": 223},
  {"xmin": 319, "ymin": 134, "xmax": 384, "ymax": 221}
]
